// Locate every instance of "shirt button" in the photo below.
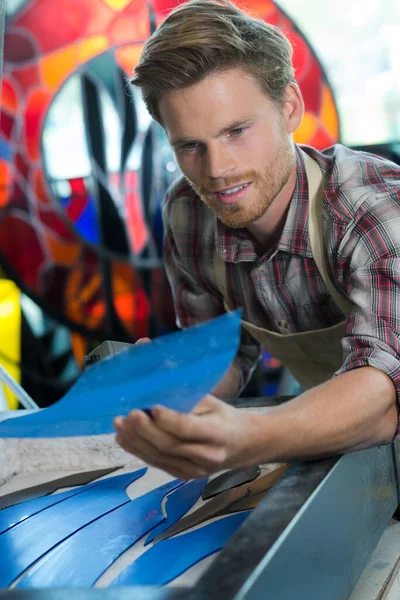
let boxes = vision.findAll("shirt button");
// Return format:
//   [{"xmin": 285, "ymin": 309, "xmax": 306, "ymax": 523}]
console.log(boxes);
[{"xmin": 278, "ymin": 320, "xmax": 288, "ymax": 329}]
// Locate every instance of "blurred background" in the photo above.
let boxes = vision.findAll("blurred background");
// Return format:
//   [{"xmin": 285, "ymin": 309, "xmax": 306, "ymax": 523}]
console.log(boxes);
[{"xmin": 0, "ymin": 0, "xmax": 399, "ymax": 409}]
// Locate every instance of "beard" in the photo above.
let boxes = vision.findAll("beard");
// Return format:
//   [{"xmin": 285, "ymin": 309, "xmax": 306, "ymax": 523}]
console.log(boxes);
[{"xmin": 188, "ymin": 135, "xmax": 295, "ymax": 229}]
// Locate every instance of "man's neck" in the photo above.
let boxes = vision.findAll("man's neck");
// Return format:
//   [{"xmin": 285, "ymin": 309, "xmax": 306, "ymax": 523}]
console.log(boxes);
[{"xmin": 246, "ymin": 166, "xmax": 297, "ymax": 255}]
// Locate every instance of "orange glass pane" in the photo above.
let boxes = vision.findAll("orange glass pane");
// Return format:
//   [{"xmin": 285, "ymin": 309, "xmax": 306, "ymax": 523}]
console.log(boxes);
[
  {"xmin": 33, "ymin": 169, "xmax": 51, "ymax": 205},
  {"xmin": 1, "ymin": 79, "xmax": 18, "ymax": 114},
  {"xmin": 293, "ymin": 111, "xmax": 319, "ymax": 145},
  {"xmin": 115, "ymin": 44, "xmax": 144, "ymax": 75},
  {"xmin": 46, "ymin": 235, "xmax": 81, "ymax": 266},
  {"xmin": 320, "ymin": 84, "xmax": 339, "ymax": 140},
  {"xmin": 40, "ymin": 44, "xmax": 78, "ymax": 91},
  {"xmin": 0, "ymin": 160, "xmax": 12, "ymax": 189}
]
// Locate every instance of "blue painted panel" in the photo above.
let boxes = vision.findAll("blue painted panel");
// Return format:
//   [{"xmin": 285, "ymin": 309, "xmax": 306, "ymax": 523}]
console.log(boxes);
[
  {"xmin": 0, "ymin": 310, "xmax": 241, "ymax": 437},
  {"xmin": 111, "ymin": 511, "xmax": 251, "ymax": 587},
  {"xmin": 16, "ymin": 478, "xmax": 183, "ymax": 589},
  {"xmin": 0, "ymin": 469, "xmax": 146, "ymax": 588},
  {"xmin": 144, "ymin": 478, "xmax": 207, "ymax": 546}
]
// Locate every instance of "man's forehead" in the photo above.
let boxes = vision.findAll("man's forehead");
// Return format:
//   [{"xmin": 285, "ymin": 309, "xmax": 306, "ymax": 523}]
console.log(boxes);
[{"xmin": 158, "ymin": 70, "xmax": 271, "ymax": 141}]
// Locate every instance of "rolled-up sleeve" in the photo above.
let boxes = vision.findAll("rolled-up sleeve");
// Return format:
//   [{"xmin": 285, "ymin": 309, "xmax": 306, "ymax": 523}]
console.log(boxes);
[{"xmin": 335, "ymin": 192, "xmax": 400, "ymax": 409}]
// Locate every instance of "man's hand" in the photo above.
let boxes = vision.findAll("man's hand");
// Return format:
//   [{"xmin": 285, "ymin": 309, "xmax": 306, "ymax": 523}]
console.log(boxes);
[{"xmin": 113, "ymin": 395, "xmax": 256, "ymax": 480}]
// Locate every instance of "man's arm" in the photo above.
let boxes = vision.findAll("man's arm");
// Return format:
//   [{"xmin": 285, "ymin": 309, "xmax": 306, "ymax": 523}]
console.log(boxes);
[
  {"xmin": 213, "ymin": 363, "xmax": 241, "ymax": 398},
  {"xmin": 240, "ymin": 366, "xmax": 398, "ymax": 465},
  {"xmin": 114, "ymin": 365, "xmax": 398, "ymax": 480}
]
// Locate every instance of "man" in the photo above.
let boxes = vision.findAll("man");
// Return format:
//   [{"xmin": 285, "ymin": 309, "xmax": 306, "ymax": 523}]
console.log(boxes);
[{"xmin": 114, "ymin": 0, "xmax": 400, "ymax": 480}]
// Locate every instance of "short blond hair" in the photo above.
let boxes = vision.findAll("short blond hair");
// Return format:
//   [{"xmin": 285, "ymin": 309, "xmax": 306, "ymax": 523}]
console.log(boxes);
[{"xmin": 131, "ymin": 0, "xmax": 295, "ymax": 122}]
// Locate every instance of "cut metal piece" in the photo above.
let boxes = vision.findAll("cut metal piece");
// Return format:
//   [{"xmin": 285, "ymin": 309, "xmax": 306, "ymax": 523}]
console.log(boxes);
[
  {"xmin": 111, "ymin": 511, "xmax": 252, "ymax": 587},
  {"xmin": 202, "ymin": 466, "xmax": 260, "ymax": 500},
  {"xmin": 0, "ymin": 466, "xmax": 123, "ymax": 510},
  {"xmin": 16, "ymin": 478, "xmax": 183, "ymax": 589},
  {"xmin": 0, "ymin": 469, "xmax": 146, "ymax": 588},
  {"xmin": 0, "ymin": 310, "xmax": 241, "ymax": 438},
  {"xmin": 154, "ymin": 465, "xmax": 288, "ymax": 543},
  {"xmin": 144, "ymin": 478, "xmax": 207, "ymax": 546}
]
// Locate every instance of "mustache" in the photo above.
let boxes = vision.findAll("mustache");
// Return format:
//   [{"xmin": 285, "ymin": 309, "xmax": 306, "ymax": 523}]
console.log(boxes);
[{"xmin": 191, "ymin": 170, "xmax": 259, "ymax": 195}]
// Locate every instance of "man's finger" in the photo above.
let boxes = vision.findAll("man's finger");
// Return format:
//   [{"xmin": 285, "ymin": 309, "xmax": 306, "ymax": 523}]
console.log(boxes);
[
  {"xmin": 151, "ymin": 405, "xmax": 225, "ymax": 444},
  {"xmin": 115, "ymin": 429, "xmax": 208, "ymax": 479},
  {"xmin": 135, "ymin": 337, "xmax": 151, "ymax": 345}
]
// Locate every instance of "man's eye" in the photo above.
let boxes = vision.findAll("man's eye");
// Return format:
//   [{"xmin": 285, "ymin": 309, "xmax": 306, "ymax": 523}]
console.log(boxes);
[
  {"xmin": 230, "ymin": 127, "xmax": 246, "ymax": 137},
  {"xmin": 178, "ymin": 142, "xmax": 199, "ymax": 153}
]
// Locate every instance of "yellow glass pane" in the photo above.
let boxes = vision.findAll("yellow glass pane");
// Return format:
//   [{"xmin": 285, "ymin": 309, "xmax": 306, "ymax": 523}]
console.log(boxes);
[
  {"xmin": 102, "ymin": 0, "xmax": 131, "ymax": 11},
  {"xmin": 293, "ymin": 111, "xmax": 319, "ymax": 145},
  {"xmin": 78, "ymin": 35, "xmax": 108, "ymax": 64},
  {"xmin": 0, "ymin": 280, "xmax": 21, "ymax": 410},
  {"xmin": 40, "ymin": 45, "xmax": 78, "ymax": 91}
]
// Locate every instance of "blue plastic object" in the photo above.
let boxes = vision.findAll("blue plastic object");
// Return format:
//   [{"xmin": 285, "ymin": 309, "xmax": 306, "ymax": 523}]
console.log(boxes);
[
  {"xmin": 144, "ymin": 478, "xmax": 207, "ymax": 545},
  {"xmin": 0, "ymin": 310, "xmax": 241, "ymax": 438},
  {"xmin": 111, "ymin": 511, "xmax": 251, "ymax": 587},
  {"xmin": 16, "ymin": 478, "xmax": 183, "ymax": 589},
  {"xmin": 0, "ymin": 469, "xmax": 146, "ymax": 588}
]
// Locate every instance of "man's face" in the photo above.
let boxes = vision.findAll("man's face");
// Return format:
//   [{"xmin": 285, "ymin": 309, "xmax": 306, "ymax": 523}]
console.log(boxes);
[{"xmin": 159, "ymin": 67, "xmax": 297, "ymax": 229}]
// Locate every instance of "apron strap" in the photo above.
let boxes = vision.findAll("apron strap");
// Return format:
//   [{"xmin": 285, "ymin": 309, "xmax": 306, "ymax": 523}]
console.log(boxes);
[{"xmin": 303, "ymin": 150, "xmax": 353, "ymax": 316}]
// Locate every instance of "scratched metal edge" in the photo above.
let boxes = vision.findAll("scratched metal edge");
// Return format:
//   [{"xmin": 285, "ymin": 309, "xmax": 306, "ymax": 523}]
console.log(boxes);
[{"xmin": 195, "ymin": 455, "xmax": 337, "ymax": 599}]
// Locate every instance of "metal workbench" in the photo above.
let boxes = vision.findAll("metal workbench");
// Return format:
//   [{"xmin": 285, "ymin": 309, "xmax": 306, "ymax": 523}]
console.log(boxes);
[{"xmin": 1, "ymin": 396, "xmax": 399, "ymax": 600}]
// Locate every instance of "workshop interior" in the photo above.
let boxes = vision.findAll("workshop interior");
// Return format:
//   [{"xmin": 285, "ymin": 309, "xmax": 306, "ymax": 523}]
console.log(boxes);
[{"xmin": 0, "ymin": 0, "xmax": 400, "ymax": 598}]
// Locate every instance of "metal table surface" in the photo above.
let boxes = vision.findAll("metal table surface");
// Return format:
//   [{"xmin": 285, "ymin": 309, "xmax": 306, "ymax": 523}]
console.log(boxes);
[{"xmin": 1, "ymin": 397, "xmax": 399, "ymax": 600}]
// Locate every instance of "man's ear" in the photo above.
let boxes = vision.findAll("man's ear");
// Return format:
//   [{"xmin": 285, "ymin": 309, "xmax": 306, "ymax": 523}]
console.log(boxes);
[{"xmin": 281, "ymin": 83, "xmax": 304, "ymax": 134}]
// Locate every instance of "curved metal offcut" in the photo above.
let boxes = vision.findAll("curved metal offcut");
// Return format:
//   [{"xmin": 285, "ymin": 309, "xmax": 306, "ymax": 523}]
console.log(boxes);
[
  {"xmin": 0, "ymin": 310, "xmax": 241, "ymax": 437},
  {"xmin": 111, "ymin": 511, "xmax": 251, "ymax": 587},
  {"xmin": 16, "ymin": 478, "xmax": 183, "ymax": 589},
  {"xmin": 0, "ymin": 469, "xmax": 146, "ymax": 587}
]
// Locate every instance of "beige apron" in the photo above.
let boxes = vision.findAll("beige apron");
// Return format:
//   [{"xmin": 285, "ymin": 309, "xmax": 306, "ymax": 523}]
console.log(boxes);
[{"xmin": 214, "ymin": 151, "xmax": 354, "ymax": 390}]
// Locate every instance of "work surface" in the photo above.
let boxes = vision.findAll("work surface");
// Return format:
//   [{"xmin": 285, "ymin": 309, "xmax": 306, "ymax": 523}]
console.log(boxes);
[{"xmin": 0, "ymin": 398, "xmax": 399, "ymax": 599}]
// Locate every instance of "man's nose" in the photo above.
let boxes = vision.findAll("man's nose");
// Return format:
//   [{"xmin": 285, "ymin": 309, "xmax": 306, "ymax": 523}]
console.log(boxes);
[{"xmin": 203, "ymin": 143, "xmax": 237, "ymax": 180}]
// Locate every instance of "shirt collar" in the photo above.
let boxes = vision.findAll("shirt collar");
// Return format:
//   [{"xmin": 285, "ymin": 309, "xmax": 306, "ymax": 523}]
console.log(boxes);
[{"xmin": 215, "ymin": 145, "xmax": 314, "ymax": 262}]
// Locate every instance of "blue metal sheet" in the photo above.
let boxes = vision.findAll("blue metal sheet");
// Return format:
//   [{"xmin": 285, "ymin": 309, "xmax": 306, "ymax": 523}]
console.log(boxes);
[
  {"xmin": 0, "ymin": 469, "xmax": 146, "ymax": 587},
  {"xmin": 111, "ymin": 511, "xmax": 251, "ymax": 587},
  {"xmin": 0, "ymin": 310, "xmax": 241, "ymax": 438},
  {"xmin": 0, "ymin": 478, "xmax": 107, "ymax": 535},
  {"xmin": 144, "ymin": 478, "xmax": 207, "ymax": 546},
  {"xmin": 16, "ymin": 478, "xmax": 183, "ymax": 589}
]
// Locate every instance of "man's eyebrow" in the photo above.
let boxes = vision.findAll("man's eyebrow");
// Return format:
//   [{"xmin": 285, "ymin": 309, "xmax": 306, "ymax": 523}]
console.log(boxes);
[{"xmin": 170, "ymin": 116, "xmax": 256, "ymax": 148}]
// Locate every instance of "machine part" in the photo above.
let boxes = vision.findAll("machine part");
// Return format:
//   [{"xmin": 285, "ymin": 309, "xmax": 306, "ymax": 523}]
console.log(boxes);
[
  {"xmin": 82, "ymin": 341, "xmax": 133, "ymax": 371},
  {"xmin": 0, "ymin": 466, "xmax": 122, "ymax": 510},
  {"xmin": 111, "ymin": 511, "xmax": 252, "ymax": 587},
  {"xmin": 202, "ymin": 466, "xmax": 260, "ymax": 501},
  {"xmin": 16, "ymin": 478, "xmax": 183, "ymax": 589}
]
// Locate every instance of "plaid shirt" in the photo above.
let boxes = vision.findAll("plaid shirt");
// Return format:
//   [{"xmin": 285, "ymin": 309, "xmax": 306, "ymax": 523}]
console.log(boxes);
[{"xmin": 163, "ymin": 144, "xmax": 400, "ymax": 404}]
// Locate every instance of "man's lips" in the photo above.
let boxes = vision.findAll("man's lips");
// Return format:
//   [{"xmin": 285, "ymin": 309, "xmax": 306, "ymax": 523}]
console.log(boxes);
[{"xmin": 212, "ymin": 182, "xmax": 251, "ymax": 205}]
